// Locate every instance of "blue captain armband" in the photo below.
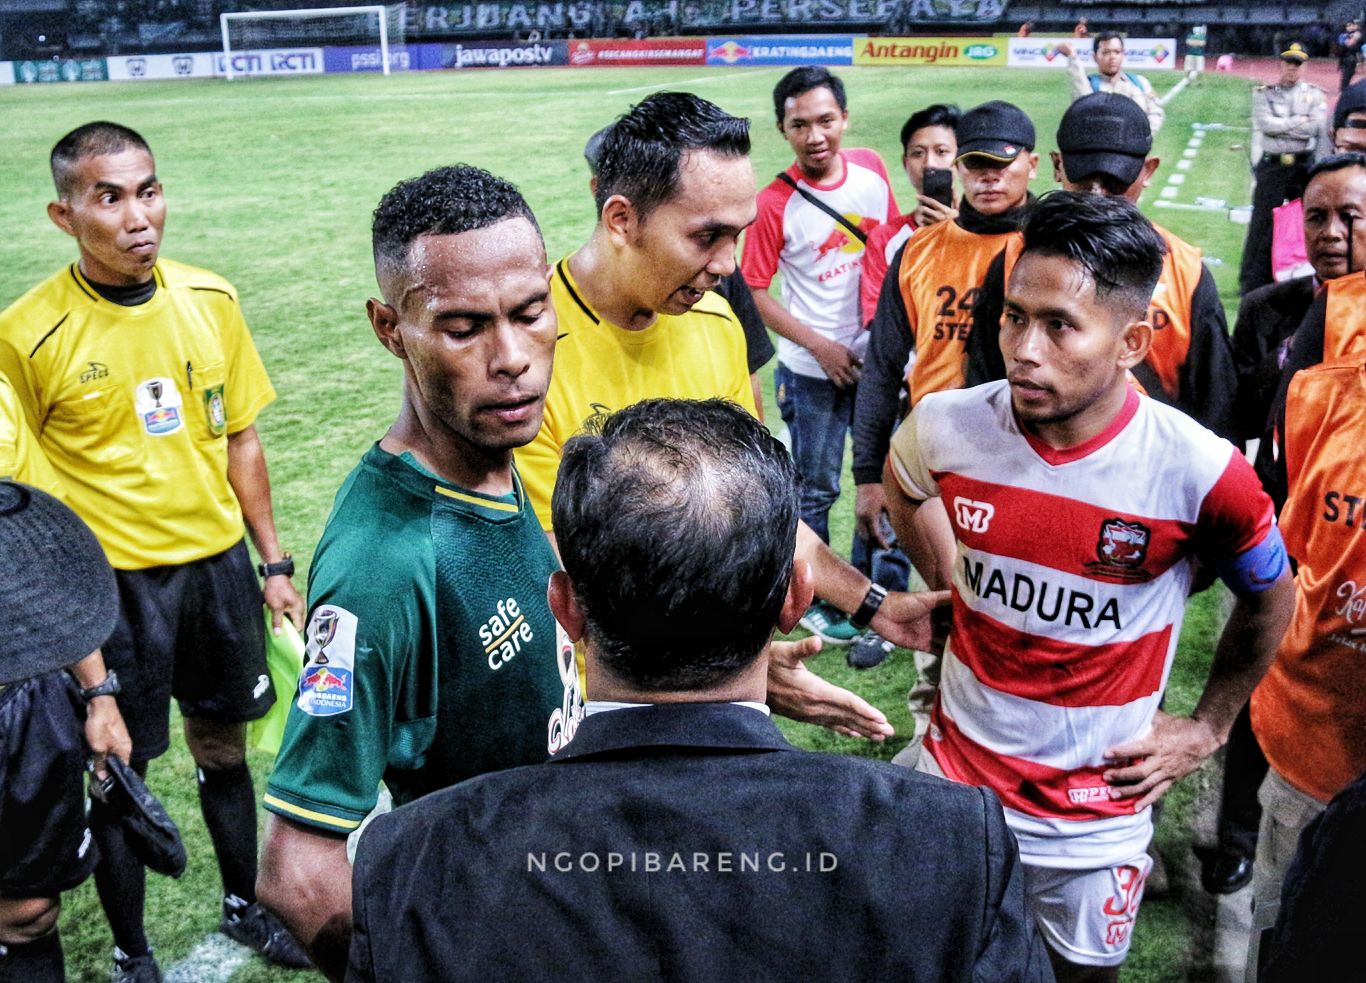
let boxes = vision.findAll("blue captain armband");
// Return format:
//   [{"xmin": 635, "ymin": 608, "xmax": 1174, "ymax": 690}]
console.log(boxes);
[{"xmin": 1216, "ymin": 524, "xmax": 1288, "ymax": 596}]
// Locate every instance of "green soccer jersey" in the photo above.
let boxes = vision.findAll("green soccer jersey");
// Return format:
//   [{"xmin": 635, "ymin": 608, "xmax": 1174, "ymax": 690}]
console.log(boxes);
[{"xmin": 264, "ymin": 443, "xmax": 582, "ymax": 833}]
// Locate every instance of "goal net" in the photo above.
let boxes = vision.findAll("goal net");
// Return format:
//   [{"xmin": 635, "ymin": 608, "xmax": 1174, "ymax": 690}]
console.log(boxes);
[{"xmin": 220, "ymin": 4, "xmax": 407, "ymax": 78}]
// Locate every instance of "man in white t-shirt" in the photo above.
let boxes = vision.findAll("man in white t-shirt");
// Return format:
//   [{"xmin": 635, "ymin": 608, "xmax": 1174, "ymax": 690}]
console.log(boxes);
[
  {"xmin": 884, "ymin": 191, "xmax": 1294, "ymax": 981},
  {"xmin": 743, "ymin": 66, "xmax": 897, "ymax": 644}
]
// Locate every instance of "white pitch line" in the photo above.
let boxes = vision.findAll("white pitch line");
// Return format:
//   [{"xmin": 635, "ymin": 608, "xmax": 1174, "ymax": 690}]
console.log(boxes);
[
  {"xmin": 607, "ymin": 70, "xmax": 752, "ymax": 95},
  {"xmin": 163, "ymin": 933, "xmax": 252, "ymax": 983}
]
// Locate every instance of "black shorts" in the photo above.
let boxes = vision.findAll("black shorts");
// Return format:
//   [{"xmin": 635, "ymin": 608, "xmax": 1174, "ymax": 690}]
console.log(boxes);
[
  {"xmin": 0, "ymin": 673, "xmax": 99, "ymax": 898},
  {"xmin": 103, "ymin": 539, "xmax": 273, "ymax": 764}
]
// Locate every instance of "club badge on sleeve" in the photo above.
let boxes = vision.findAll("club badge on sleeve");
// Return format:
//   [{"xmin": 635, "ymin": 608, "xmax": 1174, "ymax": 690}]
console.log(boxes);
[{"xmin": 298, "ymin": 604, "xmax": 357, "ymax": 716}]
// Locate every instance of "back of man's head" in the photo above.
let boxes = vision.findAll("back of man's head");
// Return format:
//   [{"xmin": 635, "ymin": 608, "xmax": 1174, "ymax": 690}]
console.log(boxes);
[
  {"xmin": 1056, "ymin": 92, "xmax": 1152, "ymax": 189},
  {"xmin": 371, "ymin": 164, "xmax": 541, "ymax": 291},
  {"xmin": 592, "ymin": 92, "xmax": 750, "ymax": 221},
  {"xmin": 1020, "ymin": 191, "xmax": 1165, "ymax": 319},
  {"xmin": 771, "ymin": 66, "xmax": 847, "ymax": 123},
  {"xmin": 50, "ymin": 121, "xmax": 151, "ymax": 198},
  {"xmin": 552, "ymin": 399, "xmax": 798, "ymax": 692}
]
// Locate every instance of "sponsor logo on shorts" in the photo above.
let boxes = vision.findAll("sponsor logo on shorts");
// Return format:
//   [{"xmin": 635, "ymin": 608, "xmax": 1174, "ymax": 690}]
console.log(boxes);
[
  {"xmin": 135, "ymin": 377, "xmax": 184, "ymax": 436},
  {"xmin": 299, "ymin": 604, "xmax": 357, "ymax": 716}
]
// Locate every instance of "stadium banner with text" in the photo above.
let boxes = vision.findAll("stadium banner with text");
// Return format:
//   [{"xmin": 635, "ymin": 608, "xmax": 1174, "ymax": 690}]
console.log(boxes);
[
  {"xmin": 439, "ymin": 40, "xmax": 569, "ymax": 68},
  {"xmin": 323, "ymin": 43, "xmax": 445, "ymax": 72},
  {"xmin": 107, "ymin": 53, "xmax": 216, "ymax": 80},
  {"xmin": 214, "ymin": 48, "xmax": 326, "ymax": 77},
  {"xmin": 0, "ymin": 62, "xmax": 14, "ymax": 86},
  {"xmin": 1007, "ymin": 37, "xmax": 1178, "ymax": 70},
  {"xmin": 567, "ymin": 37, "xmax": 706, "ymax": 67},
  {"xmin": 854, "ymin": 36, "xmax": 1005, "ymax": 66},
  {"xmin": 706, "ymin": 35, "xmax": 854, "ymax": 65},
  {"xmin": 13, "ymin": 58, "xmax": 108, "ymax": 83},
  {"xmin": 417, "ymin": 0, "xmax": 1005, "ymax": 34}
]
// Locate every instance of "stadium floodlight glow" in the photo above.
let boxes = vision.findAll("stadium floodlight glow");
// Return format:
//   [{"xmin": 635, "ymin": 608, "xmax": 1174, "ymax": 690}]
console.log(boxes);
[{"xmin": 219, "ymin": 4, "xmax": 406, "ymax": 79}]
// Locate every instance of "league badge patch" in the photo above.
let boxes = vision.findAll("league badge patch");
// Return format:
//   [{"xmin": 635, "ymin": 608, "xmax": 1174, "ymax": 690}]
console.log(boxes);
[
  {"xmin": 298, "ymin": 604, "xmax": 358, "ymax": 716},
  {"xmin": 203, "ymin": 384, "xmax": 226, "ymax": 436},
  {"xmin": 134, "ymin": 378, "xmax": 183, "ymax": 436}
]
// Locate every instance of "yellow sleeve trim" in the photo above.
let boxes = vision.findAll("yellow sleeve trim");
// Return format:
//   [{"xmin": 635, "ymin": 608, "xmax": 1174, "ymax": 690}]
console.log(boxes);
[
  {"xmin": 434, "ymin": 485, "xmax": 519, "ymax": 513},
  {"xmin": 263, "ymin": 793, "xmax": 363, "ymax": 831}
]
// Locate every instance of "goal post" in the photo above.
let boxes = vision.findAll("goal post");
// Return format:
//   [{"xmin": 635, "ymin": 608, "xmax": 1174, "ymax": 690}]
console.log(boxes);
[{"xmin": 219, "ymin": 4, "xmax": 406, "ymax": 79}]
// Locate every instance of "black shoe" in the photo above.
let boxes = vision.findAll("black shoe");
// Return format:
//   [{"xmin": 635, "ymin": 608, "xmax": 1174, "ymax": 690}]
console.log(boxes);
[
  {"xmin": 847, "ymin": 630, "xmax": 894, "ymax": 669},
  {"xmin": 1200, "ymin": 851, "xmax": 1254, "ymax": 894},
  {"xmin": 220, "ymin": 899, "xmax": 313, "ymax": 969},
  {"xmin": 112, "ymin": 947, "xmax": 163, "ymax": 983}
]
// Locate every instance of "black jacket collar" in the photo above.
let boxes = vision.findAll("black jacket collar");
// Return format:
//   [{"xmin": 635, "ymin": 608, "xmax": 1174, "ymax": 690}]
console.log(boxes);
[{"xmin": 551, "ymin": 702, "xmax": 795, "ymax": 763}]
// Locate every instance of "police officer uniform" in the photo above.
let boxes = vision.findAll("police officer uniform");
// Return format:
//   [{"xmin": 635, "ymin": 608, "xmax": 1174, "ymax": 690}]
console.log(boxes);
[{"xmin": 1239, "ymin": 42, "xmax": 1327, "ymax": 294}]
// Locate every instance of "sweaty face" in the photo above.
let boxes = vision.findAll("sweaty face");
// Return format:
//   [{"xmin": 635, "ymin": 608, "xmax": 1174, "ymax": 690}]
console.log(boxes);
[
  {"xmin": 389, "ymin": 219, "xmax": 555, "ymax": 455},
  {"xmin": 1094, "ymin": 39, "xmax": 1125, "ymax": 78},
  {"xmin": 1000, "ymin": 252, "xmax": 1139, "ymax": 432},
  {"xmin": 53, "ymin": 148, "xmax": 165, "ymax": 286},
  {"xmin": 779, "ymin": 86, "xmax": 849, "ymax": 180},
  {"xmin": 627, "ymin": 150, "xmax": 756, "ymax": 316},
  {"xmin": 957, "ymin": 151, "xmax": 1037, "ymax": 215},
  {"xmin": 903, "ymin": 124, "xmax": 957, "ymax": 193},
  {"xmin": 1303, "ymin": 166, "xmax": 1366, "ymax": 280}
]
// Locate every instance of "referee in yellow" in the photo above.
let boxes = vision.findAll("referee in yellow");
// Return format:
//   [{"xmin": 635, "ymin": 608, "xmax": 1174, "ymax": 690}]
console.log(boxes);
[{"xmin": 0, "ymin": 122, "xmax": 309, "ymax": 983}]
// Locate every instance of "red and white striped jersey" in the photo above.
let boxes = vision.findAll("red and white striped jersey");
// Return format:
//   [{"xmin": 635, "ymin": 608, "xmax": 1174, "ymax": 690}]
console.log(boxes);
[{"xmin": 889, "ymin": 380, "xmax": 1275, "ymax": 868}]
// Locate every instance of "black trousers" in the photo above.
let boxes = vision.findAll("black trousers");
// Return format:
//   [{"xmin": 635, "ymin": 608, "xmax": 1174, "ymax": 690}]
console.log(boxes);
[{"xmin": 1239, "ymin": 154, "xmax": 1312, "ymax": 295}]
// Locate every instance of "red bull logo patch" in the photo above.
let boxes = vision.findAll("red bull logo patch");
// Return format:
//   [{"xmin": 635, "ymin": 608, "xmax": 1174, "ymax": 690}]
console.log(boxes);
[{"xmin": 298, "ymin": 665, "xmax": 353, "ymax": 716}]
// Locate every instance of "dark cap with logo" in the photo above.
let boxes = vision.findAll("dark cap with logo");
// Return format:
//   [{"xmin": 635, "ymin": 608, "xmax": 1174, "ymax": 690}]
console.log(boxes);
[
  {"xmin": 1280, "ymin": 42, "xmax": 1309, "ymax": 63},
  {"xmin": 1056, "ymin": 92, "xmax": 1153, "ymax": 186},
  {"xmin": 1335, "ymin": 79, "xmax": 1366, "ymax": 130},
  {"xmin": 955, "ymin": 100, "xmax": 1036, "ymax": 164}
]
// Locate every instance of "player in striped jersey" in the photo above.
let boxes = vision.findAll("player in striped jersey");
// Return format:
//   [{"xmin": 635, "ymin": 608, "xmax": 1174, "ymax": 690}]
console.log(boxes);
[{"xmin": 884, "ymin": 192, "xmax": 1294, "ymax": 980}]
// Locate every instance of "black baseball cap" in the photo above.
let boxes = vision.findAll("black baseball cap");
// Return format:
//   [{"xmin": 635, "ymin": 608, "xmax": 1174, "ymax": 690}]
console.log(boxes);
[
  {"xmin": 1335, "ymin": 80, "xmax": 1366, "ymax": 130},
  {"xmin": 955, "ymin": 101, "xmax": 1035, "ymax": 164},
  {"xmin": 1056, "ymin": 93, "xmax": 1153, "ymax": 186}
]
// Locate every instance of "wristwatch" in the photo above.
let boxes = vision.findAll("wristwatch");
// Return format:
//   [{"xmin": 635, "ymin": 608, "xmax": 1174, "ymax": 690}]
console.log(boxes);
[
  {"xmin": 258, "ymin": 552, "xmax": 294, "ymax": 579},
  {"xmin": 80, "ymin": 670, "xmax": 121, "ymax": 703},
  {"xmin": 849, "ymin": 583, "xmax": 889, "ymax": 630}
]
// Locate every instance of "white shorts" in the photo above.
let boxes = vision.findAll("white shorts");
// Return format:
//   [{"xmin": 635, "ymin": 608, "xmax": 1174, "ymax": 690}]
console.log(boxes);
[
  {"xmin": 915, "ymin": 749, "xmax": 1151, "ymax": 968},
  {"xmin": 1022, "ymin": 856, "xmax": 1152, "ymax": 967}
]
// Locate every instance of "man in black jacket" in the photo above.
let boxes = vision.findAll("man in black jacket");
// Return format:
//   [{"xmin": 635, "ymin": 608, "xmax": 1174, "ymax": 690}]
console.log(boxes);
[{"xmin": 348, "ymin": 399, "xmax": 1048, "ymax": 983}]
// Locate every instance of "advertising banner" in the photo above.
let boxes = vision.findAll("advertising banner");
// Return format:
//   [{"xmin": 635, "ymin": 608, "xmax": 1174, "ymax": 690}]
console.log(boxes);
[
  {"xmin": 13, "ymin": 58, "xmax": 108, "ymax": 83},
  {"xmin": 0, "ymin": 62, "xmax": 14, "ymax": 86},
  {"xmin": 1007, "ymin": 37, "xmax": 1177, "ymax": 70},
  {"xmin": 107, "ymin": 52, "xmax": 216, "ymax": 80},
  {"xmin": 567, "ymin": 38, "xmax": 706, "ymax": 67},
  {"xmin": 706, "ymin": 35, "xmax": 854, "ymax": 65},
  {"xmin": 418, "ymin": 0, "xmax": 1007, "ymax": 34},
  {"xmin": 214, "ymin": 48, "xmax": 326, "ymax": 77},
  {"xmin": 322, "ymin": 43, "xmax": 445, "ymax": 72},
  {"xmin": 440, "ymin": 40, "xmax": 569, "ymax": 68},
  {"xmin": 853, "ymin": 36, "xmax": 1005, "ymax": 66}
]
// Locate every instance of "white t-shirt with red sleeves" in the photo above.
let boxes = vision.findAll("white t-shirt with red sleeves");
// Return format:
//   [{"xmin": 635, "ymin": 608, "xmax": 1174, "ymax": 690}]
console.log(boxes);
[
  {"xmin": 741, "ymin": 148, "xmax": 897, "ymax": 379},
  {"xmin": 888, "ymin": 382, "xmax": 1277, "ymax": 869}
]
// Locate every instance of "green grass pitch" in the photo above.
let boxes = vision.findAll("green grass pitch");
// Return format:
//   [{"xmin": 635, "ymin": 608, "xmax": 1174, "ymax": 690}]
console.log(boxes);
[{"xmin": 0, "ymin": 63, "xmax": 1260, "ymax": 981}]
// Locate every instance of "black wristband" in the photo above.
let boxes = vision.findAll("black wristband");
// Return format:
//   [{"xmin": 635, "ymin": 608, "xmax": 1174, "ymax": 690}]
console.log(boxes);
[
  {"xmin": 258, "ymin": 553, "xmax": 294, "ymax": 579},
  {"xmin": 849, "ymin": 583, "xmax": 889, "ymax": 630},
  {"xmin": 80, "ymin": 669, "xmax": 121, "ymax": 703}
]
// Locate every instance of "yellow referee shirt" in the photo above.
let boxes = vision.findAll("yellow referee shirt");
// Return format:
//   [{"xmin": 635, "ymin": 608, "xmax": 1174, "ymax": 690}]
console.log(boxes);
[
  {"xmin": 0, "ymin": 372, "xmax": 64, "ymax": 499},
  {"xmin": 0, "ymin": 259, "xmax": 275, "ymax": 569},
  {"xmin": 516, "ymin": 256, "xmax": 757, "ymax": 530}
]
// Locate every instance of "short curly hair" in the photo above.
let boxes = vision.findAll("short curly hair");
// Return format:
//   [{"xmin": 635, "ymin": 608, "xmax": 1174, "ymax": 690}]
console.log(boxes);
[{"xmin": 372, "ymin": 164, "xmax": 541, "ymax": 284}]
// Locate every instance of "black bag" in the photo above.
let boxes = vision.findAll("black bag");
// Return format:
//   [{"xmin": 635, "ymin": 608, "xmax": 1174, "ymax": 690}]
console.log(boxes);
[{"xmin": 90, "ymin": 756, "xmax": 187, "ymax": 878}]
